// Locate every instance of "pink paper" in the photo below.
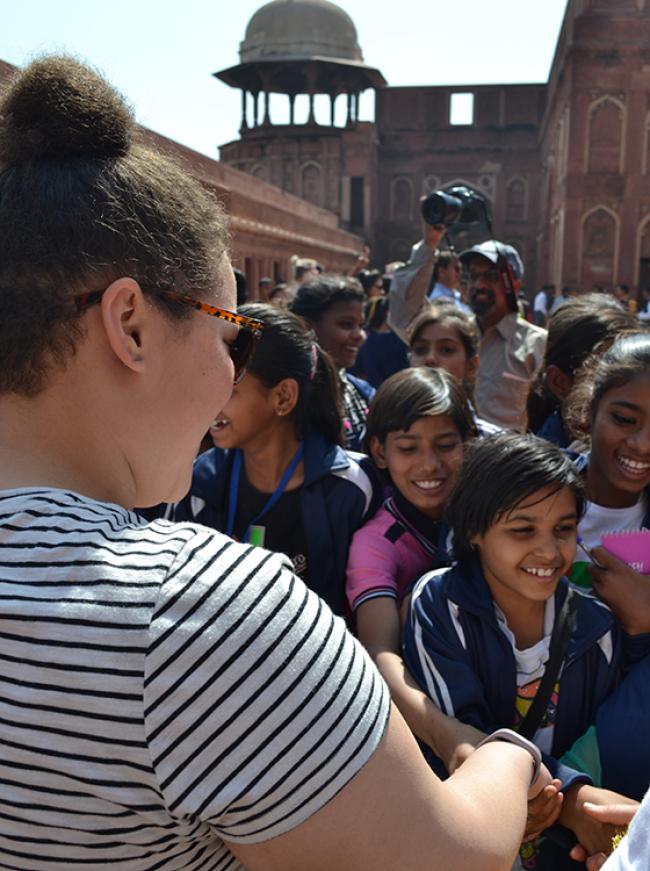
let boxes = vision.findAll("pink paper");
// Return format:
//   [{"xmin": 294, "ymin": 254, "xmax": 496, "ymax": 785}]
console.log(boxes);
[{"xmin": 601, "ymin": 529, "xmax": 650, "ymax": 574}]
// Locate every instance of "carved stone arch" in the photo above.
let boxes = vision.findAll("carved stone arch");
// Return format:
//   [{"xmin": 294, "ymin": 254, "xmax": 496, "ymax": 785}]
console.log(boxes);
[
  {"xmin": 584, "ymin": 96, "xmax": 625, "ymax": 174},
  {"xmin": 505, "ymin": 176, "xmax": 528, "ymax": 222},
  {"xmin": 634, "ymin": 212, "xmax": 650, "ymax": 285},
  {"xmin": 251, "ymin": 163, "xmax": 268, "ymax": 181},
  {"xmin": 391, "ymin": 176, "xmax": 413, "ymax": 222},
  {"xmin": 643, "ymin": 112, "xmax": 650, "ymax": 175},
  {"xmin": 579, "ymin": 206, "xmax": 620, "ymax": 288},
  {"xmin": 300, "ymin": 161, "xmax": 323, "ymax": 208},
  {"xmin": 422, "ymin": 174, "xmax": 440, "ymax": 195}
]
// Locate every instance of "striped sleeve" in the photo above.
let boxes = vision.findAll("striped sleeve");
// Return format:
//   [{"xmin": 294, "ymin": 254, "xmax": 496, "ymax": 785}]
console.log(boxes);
[{"xmin": 144, "ymin": 527, "xmax": 390, "ymax": 844}]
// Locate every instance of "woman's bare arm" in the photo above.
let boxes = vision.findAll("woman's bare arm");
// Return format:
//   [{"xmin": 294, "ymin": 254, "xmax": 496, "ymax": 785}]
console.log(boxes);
[{"xmin": 227, "ymin": 703, "xmax": 537, "ymax": 871}]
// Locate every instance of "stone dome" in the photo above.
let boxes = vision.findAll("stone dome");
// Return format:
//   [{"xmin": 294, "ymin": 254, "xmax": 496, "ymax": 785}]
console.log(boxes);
[{"xmin": 240, "ymin": 0, "xmax": 363, "ymax": 64}]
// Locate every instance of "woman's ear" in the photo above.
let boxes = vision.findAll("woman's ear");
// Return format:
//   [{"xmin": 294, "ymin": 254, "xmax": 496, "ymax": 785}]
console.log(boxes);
[
  {"xmin": 273, "ymin": 378, "xmax": 299, "ymax": 417},
  {"xmin": 369, "ymin": 435, "xmax": 388, "ymax": 469},
  {"xmin": 100, "ymin": 277, "xmax": 151, "ymax": 372},
  {"xmin": 545, "ymin": 364, "xmax": 574, "ymax": 401}
]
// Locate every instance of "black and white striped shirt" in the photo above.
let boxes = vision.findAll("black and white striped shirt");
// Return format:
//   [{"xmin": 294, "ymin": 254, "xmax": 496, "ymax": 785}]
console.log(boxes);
[{"xmin": 0, "ymin": 488, "xmax": 389, "ymax": 869}]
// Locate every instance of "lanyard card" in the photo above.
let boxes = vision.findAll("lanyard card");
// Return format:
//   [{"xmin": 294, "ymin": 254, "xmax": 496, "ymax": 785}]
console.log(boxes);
[{"xmin": 248, "ymin": 525, "xmax": 266, "ymax": 548}]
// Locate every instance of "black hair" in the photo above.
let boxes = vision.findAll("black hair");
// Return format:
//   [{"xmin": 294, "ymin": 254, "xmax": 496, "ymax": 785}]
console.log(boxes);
[
  {"xmin": 446, "ymin": 433, "xmax": 585, "ymax": 564},
  {"xmin": 364, "ymin": 296, "xmax": 389, "ymax": 332},
  {"xmin": 238, "ymin": 303, "xmax": 343, "ymax": 445},
  {"xmin": 234, "ymin": 268, "xmax": 247, "ymax": 306},
  {"xmin": 364, "ymin": 367, "xmax": 477, "ymax": 453},
  {"xmin": 0, "ymin": 55, "xmax": 228, "ymax": 396},
  {"xmin": 268, "ymin": 283, "xmax": 289, "ymax": 302},
  {"xmin": 565, "ymin": 330, "xmax": 650, "ymax": 441},
  {"xmin": 290, "ymin": 275, "xmax": 365, "ymax": 324},
  {"xmin": 433, "ymin": 251, "xmax": 460, "ymax": 283},
  {"xmin": 357, "ymin": 269, "xmax": 383, "ymax": 294},
  {"xmin": 527, "ymin": 293, "xmax": 638, "ymax": 432}
]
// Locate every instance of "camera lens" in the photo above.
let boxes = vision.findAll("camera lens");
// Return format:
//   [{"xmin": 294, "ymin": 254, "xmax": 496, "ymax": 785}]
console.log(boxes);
[{"xmin": 420, "ymin": 191, "xmax": 462, "ymax": 226}]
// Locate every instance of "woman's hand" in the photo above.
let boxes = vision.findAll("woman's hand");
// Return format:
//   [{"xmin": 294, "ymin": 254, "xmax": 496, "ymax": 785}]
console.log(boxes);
[{"xmin": 589, "ymin": 548, "xmax": 650, "ymax": 635}]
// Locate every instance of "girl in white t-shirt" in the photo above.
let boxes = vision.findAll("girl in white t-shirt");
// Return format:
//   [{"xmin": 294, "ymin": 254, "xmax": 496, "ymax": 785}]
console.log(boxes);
[{"xmin": 565, "ymin": 332, "xmax": 650, "ymax": 634}]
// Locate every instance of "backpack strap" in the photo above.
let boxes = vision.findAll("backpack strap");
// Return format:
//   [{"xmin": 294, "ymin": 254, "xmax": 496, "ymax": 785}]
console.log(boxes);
[{"xmin": 517, "ymin": 587, "xmax": 579, "ymax": 741}]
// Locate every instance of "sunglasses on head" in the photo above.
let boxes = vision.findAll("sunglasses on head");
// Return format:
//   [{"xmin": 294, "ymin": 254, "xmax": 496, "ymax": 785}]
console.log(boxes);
[{"xmin": 74, "ymin": 288, "xmax": 264, "ymax": 385}]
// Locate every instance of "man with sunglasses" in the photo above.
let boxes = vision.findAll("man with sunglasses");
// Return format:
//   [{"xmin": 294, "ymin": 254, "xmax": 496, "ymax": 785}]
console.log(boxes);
[{"xmin": 458, "ymin": 240, "xmax": 547, "ymax": 431}]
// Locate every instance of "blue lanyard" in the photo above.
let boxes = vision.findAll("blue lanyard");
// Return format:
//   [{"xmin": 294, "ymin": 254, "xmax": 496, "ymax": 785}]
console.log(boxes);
[{"xmin": 226, "ymin": 442, "xmax": 305, "ymax": 542}]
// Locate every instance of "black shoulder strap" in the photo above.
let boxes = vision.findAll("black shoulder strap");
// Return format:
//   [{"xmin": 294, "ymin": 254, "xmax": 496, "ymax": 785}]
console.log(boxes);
[{"xmin": 517, "ymin": 588, "xmax": 579, "ymax": 741}]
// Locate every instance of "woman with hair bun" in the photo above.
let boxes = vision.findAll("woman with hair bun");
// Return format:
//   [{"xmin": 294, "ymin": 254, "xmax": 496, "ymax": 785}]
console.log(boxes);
[{"xmin": 0, "ymin": 54, "xmax": 547, "ymax": 871}]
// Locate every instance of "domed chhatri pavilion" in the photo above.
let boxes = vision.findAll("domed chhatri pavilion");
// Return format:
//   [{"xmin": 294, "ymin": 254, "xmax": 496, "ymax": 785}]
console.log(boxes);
[
  {"xmin": 216, "ymin": 0, "xmax": 384, "ymax": 241},
  {"xmin": 218, "ymin": 0, "xmax": 384, "ymax": 129},
  {"xmin": 218, "ymin": 0, "xmax": 650, "ymax": 296}
]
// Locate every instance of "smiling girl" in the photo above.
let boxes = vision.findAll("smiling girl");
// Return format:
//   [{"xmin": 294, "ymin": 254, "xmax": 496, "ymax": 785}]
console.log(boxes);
[
  {"xmin": 404, "ymin": 433, "xmax": 628, "ymax": 867},
  {"xmin": 172, "ymin": 304, "xmax": 377, "ymax": 615},
  {"xmin": 563, "ymin": 332, "xmax": 650, "ymax": 613},
  {"xmin": 291, "ymin": 276, "xmax": 375, "ymax": 450},
  {"xmin": 346, "ymin": 368, "xmax": 482, "ymax": 765}
]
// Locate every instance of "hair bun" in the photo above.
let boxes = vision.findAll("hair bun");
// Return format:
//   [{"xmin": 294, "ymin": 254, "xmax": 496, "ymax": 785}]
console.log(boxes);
[{"xmin": 0, "ymin": 55, "xmax": 133, "ymax": 163}]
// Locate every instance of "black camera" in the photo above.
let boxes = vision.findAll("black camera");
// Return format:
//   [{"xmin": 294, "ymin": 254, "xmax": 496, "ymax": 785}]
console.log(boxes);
[
  {"xmin": 420, "ymin": 185, "xmax": 492, "ymax": 250},
  {"xmin": 420, "ymin": 185, "xmax": 486, "ymax": 227}
]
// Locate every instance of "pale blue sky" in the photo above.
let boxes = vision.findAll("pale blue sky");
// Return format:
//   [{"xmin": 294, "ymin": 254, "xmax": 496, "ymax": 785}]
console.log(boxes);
[{"xmin": 1, "ymin": 0, "xmax": 569, "ymax": 159}]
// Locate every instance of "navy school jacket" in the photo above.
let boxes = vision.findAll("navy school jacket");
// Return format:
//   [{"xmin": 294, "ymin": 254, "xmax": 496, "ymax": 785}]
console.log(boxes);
[
  {"xmin": 402, "ymin": 557, "xmax": 622, "ymax": 791},
  {"xmin": 170, "ymin": 434, "xmax": 381, "ymax": 617}
]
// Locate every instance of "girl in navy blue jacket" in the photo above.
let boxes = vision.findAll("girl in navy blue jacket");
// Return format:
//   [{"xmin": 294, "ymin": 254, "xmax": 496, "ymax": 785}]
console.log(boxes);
[
  {"xmin": 403, "ymin": 433, "xmax": 639, "ymax": 869},
  {"xmin": 171, "ymin": 303, "xmax": 378, "ymax": 616}
]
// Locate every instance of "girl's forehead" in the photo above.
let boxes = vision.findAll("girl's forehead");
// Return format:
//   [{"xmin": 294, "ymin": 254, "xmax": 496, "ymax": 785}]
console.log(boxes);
[
  {"xmin": 417, "ymin": 321, "xmax": 462, "ymax": 341},
  {"xmin": 599, "ymin": 371, "xmax": 650, "ymax": 405},
  {"xmin": 500, "ymin": 485, "xmax": 576, "ymax": 520}
]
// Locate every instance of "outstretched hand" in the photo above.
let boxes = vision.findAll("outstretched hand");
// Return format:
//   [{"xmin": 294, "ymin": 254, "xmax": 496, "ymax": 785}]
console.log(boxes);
[
  {"xmin": 569, "ymin": 801, "xmax": 638, "ymax": 869},
  {"xmin": 524, "ymin": 774, "xmax": 563, "ymax": 840},
  {"xmin": 589, "ymin": 547, "xmax": 650, "ymax": 635}
]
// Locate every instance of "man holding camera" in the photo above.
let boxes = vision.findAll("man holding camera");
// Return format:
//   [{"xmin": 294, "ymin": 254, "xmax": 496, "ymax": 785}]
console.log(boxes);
[
  {"xmin": 459, "ymin": 239, "xmax": 546, "ymax": 430},
  {"xmin": 388, "ymin": 189, "xmax": 546, "ymax": 431}
]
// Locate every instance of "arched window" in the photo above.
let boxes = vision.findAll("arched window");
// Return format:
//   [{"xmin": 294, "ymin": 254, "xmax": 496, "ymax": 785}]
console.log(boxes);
[
  {"xmin": 586, "ymin": 97, "xmax": 624, "ymax": 174},
  {"xmin": 300, "ymin": 162, "xmax": 322, "ymax": 208},
  {"xmin": 505, "ymin": 178, "xmax": 527, "ymax": 222},
  {"xmin": 580, "ymin": 207, "xmax": 619, "ymax": 288},
  {"xmin": 391, "ymin": 177, "xmax": 413, "ymax": 222}
]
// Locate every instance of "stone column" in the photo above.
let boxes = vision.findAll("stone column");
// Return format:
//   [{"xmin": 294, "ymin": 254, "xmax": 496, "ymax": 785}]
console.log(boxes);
[
  {"xmin": 289, "ymin": 93, "xmax": 296, "ymax": 125},
  {"xmin": 253, "ymin": 92, "xmax": 259, "ymax": 127},
  {"xmin": 346, "ymin": 92, "xmax": 353, "ymax": 126},
  {"xmin": 240, "ymin": 90, "xmax": 248, "ymax": 131},
  {"xmin": 307, "ymin": 92, "xmax": 316, "ymax": 125},
  {"xmin": 330, "ymin": 93, "xmax": 336, "ymax": 127}
]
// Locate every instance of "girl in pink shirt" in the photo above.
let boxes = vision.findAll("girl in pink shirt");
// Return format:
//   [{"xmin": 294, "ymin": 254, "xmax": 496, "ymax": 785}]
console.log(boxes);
[{"xmin": 346, "ymin": 367, "xmax": 480, "ymax": 764}]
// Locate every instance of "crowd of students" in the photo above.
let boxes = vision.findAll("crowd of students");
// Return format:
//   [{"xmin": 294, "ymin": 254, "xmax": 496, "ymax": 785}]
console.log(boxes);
[{"xmin": 1, "ymin": 54, "xmax": 650, "ymax": 871}]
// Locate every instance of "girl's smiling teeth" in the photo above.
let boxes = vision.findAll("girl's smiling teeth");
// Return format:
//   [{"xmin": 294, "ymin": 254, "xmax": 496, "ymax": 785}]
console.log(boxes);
[
  {"xmin": 521, "ymin": 567, "xmax": 557, "ymax": 578},
  {"xmin": 616, "ymin": 453, "xmax": 650, "ymax": 475},
  {"xmin": 413, "ymin": 479, "xmax": 444, "ymax": 491}
]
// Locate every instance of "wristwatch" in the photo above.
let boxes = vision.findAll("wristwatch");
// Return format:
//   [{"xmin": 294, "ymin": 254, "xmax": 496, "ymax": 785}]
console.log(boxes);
[{"xmin": 475, "ymin": 728, "xmax": 542, "ymax": 786}]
